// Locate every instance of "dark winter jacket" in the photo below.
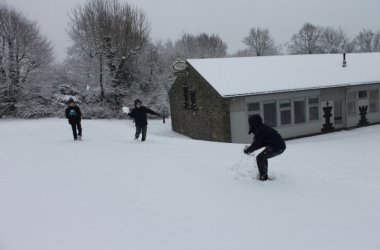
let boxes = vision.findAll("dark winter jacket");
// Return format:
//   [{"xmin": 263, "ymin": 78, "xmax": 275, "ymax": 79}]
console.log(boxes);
[
  {"xmin": 246, "ymin": 115, "xmax": 286, "ymax": 153},
  {"xmin": 65, "ymin": 106, "xmax": 82, "ymax": 124},
  {"xmin": 128, "ymin": 106, "xmax": 159, "ymax": 127}
]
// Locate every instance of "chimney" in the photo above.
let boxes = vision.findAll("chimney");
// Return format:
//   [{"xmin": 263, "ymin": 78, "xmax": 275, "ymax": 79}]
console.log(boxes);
[{"xmin": 342, "ymin": 53, "xmax": 347, "ymax": 67}]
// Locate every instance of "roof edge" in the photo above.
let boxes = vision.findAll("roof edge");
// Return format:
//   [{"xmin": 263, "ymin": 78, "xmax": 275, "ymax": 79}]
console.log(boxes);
[{"xmin": 222, "ymin": 81, "xmax": 380, "ymax": 98}]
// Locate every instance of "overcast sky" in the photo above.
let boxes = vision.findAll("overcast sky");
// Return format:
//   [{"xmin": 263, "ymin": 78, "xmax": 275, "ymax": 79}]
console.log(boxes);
[{"xmin": 6, "ymin": 0, "xmax": 380, "ymax": 61}]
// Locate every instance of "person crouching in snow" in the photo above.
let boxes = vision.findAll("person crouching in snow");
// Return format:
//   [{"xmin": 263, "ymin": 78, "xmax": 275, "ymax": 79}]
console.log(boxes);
[
  {"xmin": 65, "ymin": 98, "xmax": 82, "ymax": 141},
  {"xmin": 128, "ymin": 99, "xmax": 160, "ymax": 142},
  {"xmin": 244, "ymin": 115, "xmax": 286, "ymax": 181}
]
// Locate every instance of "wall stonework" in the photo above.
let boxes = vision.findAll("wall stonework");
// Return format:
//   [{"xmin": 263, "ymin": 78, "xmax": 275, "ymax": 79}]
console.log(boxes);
[{"xmin": 169, "ymin": 65, "xmax": 231, "ymax": 142}]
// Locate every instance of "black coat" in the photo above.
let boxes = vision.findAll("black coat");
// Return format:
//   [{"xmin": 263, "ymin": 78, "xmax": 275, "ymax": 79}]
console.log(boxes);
[
  {"xmin": 65, "ymin": 106, "xmax": 82, "ymax": 124},
  {"xmin": 128, "ymin": 106, "xmax": 159, "ymax": 127},
  {"xmin": 246, "ymin": 115, "xmax": 286, "ymax": 153}
]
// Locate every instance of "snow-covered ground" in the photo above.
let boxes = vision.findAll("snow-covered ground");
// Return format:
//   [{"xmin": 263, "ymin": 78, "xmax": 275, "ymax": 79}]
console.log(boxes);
[{"xmin": 0, "ymin": 119, "xmax": 379, "ymax": 250}]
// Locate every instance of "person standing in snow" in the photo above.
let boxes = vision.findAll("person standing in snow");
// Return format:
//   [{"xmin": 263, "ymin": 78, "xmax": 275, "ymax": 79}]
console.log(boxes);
[
  {"xmin": 128, "ymin": 99, "xmax": 161, "ymax": 142},
  {"xmin": 65, "ymin": 98, "xmax": 82, "ymax": 141},
  {"xmin": 244, "ymin": 115, "xmax": 286, "ymax": 181}
]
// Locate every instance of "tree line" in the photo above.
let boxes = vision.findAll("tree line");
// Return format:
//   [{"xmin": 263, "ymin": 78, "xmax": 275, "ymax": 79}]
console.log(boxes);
[{"xmin": 1, "ymin": 0, "xmax": 380, "ymax": 118}]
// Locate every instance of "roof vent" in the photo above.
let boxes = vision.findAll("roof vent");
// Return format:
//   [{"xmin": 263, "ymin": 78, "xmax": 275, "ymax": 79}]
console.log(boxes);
[{"xmin": 342, "ymin": 53, "xmax": 347, "ymax": 68}]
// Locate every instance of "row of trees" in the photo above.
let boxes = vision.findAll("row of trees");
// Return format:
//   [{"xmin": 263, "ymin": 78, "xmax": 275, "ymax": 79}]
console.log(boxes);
[
  {"xmin": 1, "ymin": 0, "xmax": 380, "ymax": 118},
  {"xmin": 237, "ymin": 23, "xmax": 380, "ymax": 57}
]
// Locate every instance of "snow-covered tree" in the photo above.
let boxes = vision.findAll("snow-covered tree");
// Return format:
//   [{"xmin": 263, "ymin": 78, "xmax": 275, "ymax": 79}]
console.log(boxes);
[
  {"xmin": 353, "ymin": 29, "xmax": 380, "ymax": 52},
  {"xmin": 128, "ymin": 41, "xmax": 175, "ymax": 112},
  {"xmin": 174, "ymin": 33, "xmax": 227, "ymax": 59},
  {"xmin": 67, "ymin": 0, "xmax": 150, "ymax": 107},
  {"xmin": 241, "ymin": 27, "xmax": 279, "ymax": 56},
  {"xmin": 320, "ymin": 27, "xmax": 352, "ymax": 53},
  {"xmin": 0, "ymin": 3, "xmax": 53, "ymax": 117},
  {"xmin": 288, "ymin": 23, "xmax": 322, "ymax": 55}
]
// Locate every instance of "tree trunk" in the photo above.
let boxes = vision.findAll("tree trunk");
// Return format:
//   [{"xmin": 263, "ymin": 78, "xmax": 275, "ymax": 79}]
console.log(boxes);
[
  {"xmin": 8, "ymin": 40, "xmax": 19, "ymax": 100},
  {"xmin": 99, "ymin": 53, "xmax": 104, "ymax": 102},
  {"xmin": 112, "ymin": 56, "xmax": 127, "ymax": 87},
  {"xmin": 0, "ymin": 37, "xmax": 6, "ymax": 86}
]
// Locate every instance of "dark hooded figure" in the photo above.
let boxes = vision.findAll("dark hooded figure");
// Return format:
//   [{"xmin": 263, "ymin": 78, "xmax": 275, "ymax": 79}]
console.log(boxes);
[
  {"xmin": 244, "ymin": 114, "xmax": 286, "ymax": 181},
  {"xmin": 128, "ymin": 99, "xmax": 160, "ymax": 141},
  {"xmin": 65, "ymin": 98, "xmax": 82, "ymax": 141}
]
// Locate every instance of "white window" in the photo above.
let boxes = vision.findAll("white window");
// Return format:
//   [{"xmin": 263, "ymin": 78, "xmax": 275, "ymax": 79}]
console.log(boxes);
[
  {"xmin": 308, "ymin": 97, "xmax": 320, "ymax": 121},
  {"xmin": 279, "ymin": 99, "xmax": 291, "ymax": 125},
  {"xmin": 263, "ymin": 101, "xmax": 277, "ymax": 127},
  {"xmin": 358, "ymin": 90, "xmax": 368, "ymax": 99},
  {"xmin": 247, "ymin": 102, "xmax": 260, "ymax": 112},
  {"xmin": 369, "ymin": 89, "xmax": 379, "ymax": 113},
  {"xmin": 294, "ymin": 98, "xmax": 306, "ymax": 124}
]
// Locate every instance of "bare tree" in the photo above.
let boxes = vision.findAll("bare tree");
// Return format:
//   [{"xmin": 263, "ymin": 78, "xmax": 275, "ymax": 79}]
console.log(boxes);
[
  {"xmin": 129, "ymin": 41, "xmax": 174, "ymax": 111},
  {"xmin": 175, "ymin": 33, "xmax": 227, "ymax": 59},
  {"xmin": 320, "ymin": 27, "xmax": 352, "ymax": 53},
  {"xmin": 353, "ymin": 29, "xmax": 380, "ymax": 52},
  {"xmin": 288, "ymin": 23, "xmax": 322, "ymax": 54},
  {"xmin": 68, "ymin": 0, "xmax": 150, "ymax": 103},
  {"xmin": 242, "ymin": 27, "xmax": 279, "ymax": 56},
  {"xmin": 0, "ymin": 3, "xmax": 53, "ymax": 115}
]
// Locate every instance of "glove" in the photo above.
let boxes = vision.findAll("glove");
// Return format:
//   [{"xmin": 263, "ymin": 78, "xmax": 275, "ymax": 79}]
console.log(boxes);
[{"xmin": 243, "ymin": 146, "xmax": 250, "ymax": 154}]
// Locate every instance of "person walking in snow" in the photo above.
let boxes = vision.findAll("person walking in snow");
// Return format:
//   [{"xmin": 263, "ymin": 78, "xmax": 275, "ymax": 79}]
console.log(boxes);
[
  {"xmin": 128, "ymin": 99, "xmax": 161, "ymax": 142},
  {"xmin": 65, "ymin": 98, "xmax": 82, "ymax": 141},
  {"xmin": 244, "ymin": 115, "xmax": 286, "ymax": 181}
]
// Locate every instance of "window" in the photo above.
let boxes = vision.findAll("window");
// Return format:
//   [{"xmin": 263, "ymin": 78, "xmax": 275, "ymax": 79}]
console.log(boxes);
[
  {"xmin": 308, "ymin": 97, "xmax": 320, "ymax": 121},
  {"xmin": 183, "ymin": 85, "xmax": 190, "ymax": 109},
  {"xmin": 369, "ymin": 89, "xmax": 379, "ymax": 113},
  {"xmin": 334, "ymin": 101, "xmax": 343, "ymax": 125},
  {"xmin": 189, "ymin": 90, "xmax": 197, "ymax": 111},
  {"xmin": 247, "ymin": 102, "xmax": 260, "ymax": 112},
  {"xmin": 358, "ymin": 90, "xmax": 367, "ymax": 99},
  {"xmin": 263, "ymin": 101, "xmax": 277, "ymax": 127},
  {"xmin": 347, "ymin": 91, "xmax": 356, "ymax": 116},
  {"xmin": 294, "ymin": 99, "xmax": 306, "ymax": 124},
  {"xmin": 279, "ymin": 99, "xmax": 291, "ymax": 125}
]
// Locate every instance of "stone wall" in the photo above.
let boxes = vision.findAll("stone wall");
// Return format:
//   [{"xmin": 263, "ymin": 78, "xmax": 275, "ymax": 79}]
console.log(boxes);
[{"xmin": 169, "ymin": 65, "xmax": 231, "ymax": 142}]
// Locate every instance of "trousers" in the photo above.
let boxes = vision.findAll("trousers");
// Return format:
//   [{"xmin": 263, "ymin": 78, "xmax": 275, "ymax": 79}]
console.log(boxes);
[
  {"xmin": 256, "ymin": 147, "xmax": 285, "ymax": 176},
  {"xmin": 70, "ymin": 122, "xmax": 82, "ymax": 139},
  {"xmin": 135, "ymin": 125, "xmax": 147, "ymax": 141}
]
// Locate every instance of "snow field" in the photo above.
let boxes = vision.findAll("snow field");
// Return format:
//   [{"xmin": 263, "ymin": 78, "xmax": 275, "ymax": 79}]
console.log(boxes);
[{"xmin": 0, "ymin": 119, "xmax": 379, "ymax": 250}]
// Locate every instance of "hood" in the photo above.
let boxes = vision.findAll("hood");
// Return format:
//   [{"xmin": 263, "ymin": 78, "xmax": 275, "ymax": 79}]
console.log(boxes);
[
  {"xmin": 248, "ymin": 115, "xmax": 263, "ymax": 134},
  {"xmin": 134, "ymin": 99, "xmax": 142, "ymax": 107}
]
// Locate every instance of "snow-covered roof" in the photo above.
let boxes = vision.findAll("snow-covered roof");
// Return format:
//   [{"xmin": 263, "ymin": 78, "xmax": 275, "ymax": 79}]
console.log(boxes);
[{"xmin": 187, "ymin": 53, "xmax": 380, "ymax": 97}]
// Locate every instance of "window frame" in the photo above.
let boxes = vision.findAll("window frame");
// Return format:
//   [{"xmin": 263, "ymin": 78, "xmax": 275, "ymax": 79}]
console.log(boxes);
[
  {"xmin": 369, "ymin": 89, "xmax": 379, "ymax": 113},
  {"xmin": 293, "ymin": 98, "xmax": 306, "ymax": 124},
  {"xmin": 263, "ymin": 100, "xmax": 278, "ymax": 127},
  {"xmin": 279, "ymin": 99, "xmax": 292, "ymax": 126},
  {"xmin": 308, "ymin": 97, "xmax": 320, "ymax": 122},
  {"xmin": 247, "ymin": 102, "xmax": 260, "ymax": 113},
  {"xmin": 334, "ymin": 100, "xmax": 343, "ymax": 125},
  {"xmin": 358, "ymin": 90, "xmax": 368, "ymax": 99}
]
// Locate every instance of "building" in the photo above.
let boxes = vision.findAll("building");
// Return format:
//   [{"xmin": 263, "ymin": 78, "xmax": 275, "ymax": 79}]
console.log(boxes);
[{"xmin": 169, "ymin": 53, "xmax": 380, "ymax": 143}]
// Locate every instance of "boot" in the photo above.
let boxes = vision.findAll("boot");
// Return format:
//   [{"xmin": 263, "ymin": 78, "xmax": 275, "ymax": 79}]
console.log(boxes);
[{"xmin": 259, "ymin": 174, "xmax": 268, "ymax": 181}]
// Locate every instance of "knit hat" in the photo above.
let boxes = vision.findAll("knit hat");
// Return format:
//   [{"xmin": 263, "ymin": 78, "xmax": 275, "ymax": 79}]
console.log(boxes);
[
  {"xmin": 68, "ymin": 98, "xmax": 75, "ymax": 104},
  {"xmin": 134, "ymin": 99, "xmax": 142, "ymax": 106}
]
